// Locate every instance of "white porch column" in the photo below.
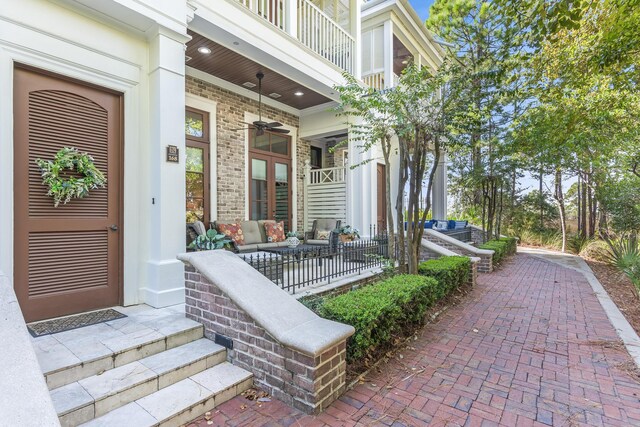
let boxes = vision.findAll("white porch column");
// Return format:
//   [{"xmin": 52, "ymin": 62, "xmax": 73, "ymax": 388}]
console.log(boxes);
[
  {"xmin": 347, "ymin": 120, "xmax": 375, "ymax": 237},
  {"xmin": 432, "ymin": 151, "xmax": 448, "ymax": 220},
  {"xmin": 383, "ymin": 20, "xmax": 394, "ymax": 88},
  {"xmin": 145, "ymin": 26, "xmax": 189, "ymax": 307},
  {"xmin": 350, "ymin": 0, "xmax": 362, "ymax": 79}
]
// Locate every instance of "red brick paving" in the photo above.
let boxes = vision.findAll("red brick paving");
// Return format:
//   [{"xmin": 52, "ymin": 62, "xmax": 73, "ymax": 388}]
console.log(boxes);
[{"xmin": 188, "ymin": 254, "xmax": 640, "ymax": 426}]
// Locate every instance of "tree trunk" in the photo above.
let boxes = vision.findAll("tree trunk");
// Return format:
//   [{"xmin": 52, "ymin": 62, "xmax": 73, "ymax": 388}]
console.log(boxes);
[
  {"xmin": 380, "ymin": 135, "xmax": 396, "ymax": 263},
  {"xmin": 580, "ymin": 171, "xmax": 587, "ymax": 236},
  {"xmin": 539, "ymin": 165, "xmax": 544, "ymax": 230},
  {"xmin": 395, "ymin": 137, "xmax": 409, "ymax": 272},
  {"xmin": 554, "ymin": 168, "xmax": 567, "ymax": 252}
]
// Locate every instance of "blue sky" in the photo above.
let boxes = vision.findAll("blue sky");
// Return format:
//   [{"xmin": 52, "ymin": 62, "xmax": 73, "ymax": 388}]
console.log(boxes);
[{"xmin": 408, "ymin": 0, "xmax": 435, "ymax": 21}]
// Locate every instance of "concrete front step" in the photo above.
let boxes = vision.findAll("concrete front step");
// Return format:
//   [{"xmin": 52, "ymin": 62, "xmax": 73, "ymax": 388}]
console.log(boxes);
[
  {"xmin": 79, "ymin": 362, "xmax": 253, "ymax": 427},
  {"xmin": 31, "ymin": 308, "xmax": 204, "ymax": 389},
  {"xmin": 51, "ymin": 339, "xmax": 226, "ymax": 426}
]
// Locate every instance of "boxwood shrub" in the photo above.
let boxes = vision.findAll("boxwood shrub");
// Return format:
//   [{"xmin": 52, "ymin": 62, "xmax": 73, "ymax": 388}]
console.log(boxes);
[
  {"xmin": 418, "ymin": 256, "xmax": 470, "ymax": 295},
  {"xmin": 479, "ymin": 237, "xmax": 517, "ymax": 264},
  {"xmin": 318, "ymin": 275, "xmax": 439, "ymax": 361}
]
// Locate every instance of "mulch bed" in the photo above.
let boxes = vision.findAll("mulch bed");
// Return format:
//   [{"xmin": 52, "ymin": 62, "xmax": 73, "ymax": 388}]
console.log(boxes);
[{"xmin": 585, "ymin": 258, "xmax": 640, "ymax": 336}]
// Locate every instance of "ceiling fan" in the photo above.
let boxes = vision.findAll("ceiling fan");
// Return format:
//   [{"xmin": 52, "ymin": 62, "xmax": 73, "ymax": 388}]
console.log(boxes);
[{"xmin": 235, "ymin": 72, "xmax": 290, "ymax": 136}]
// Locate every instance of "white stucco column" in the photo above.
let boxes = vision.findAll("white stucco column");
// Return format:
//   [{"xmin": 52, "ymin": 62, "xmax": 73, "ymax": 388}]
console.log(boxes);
[
  {"xmin": 145, "ymin": 26, "xmax": 189, "ymax": 307},
  {"xmin": 383, "ymin": 20, "xmax": 394, "ymax": 89},
  {"xmin": 431, "ymin": 151, "xmax": 448, "ymax": 220},
  {"xmin": 350, "ymin": 0, "xmax": 362, "ymax": 80}
]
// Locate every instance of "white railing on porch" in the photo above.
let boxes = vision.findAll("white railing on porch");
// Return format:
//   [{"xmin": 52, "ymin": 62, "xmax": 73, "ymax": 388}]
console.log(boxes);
[
  {"xmin": 237, "ymin": 0, "xmax": 286, "ymax": 29},
  {"xmin": 235, "ymin": 0, "xmax": 354, "ymax": 74},
  {"xmin": 297, "ymin": 0, "xmax": 355, "ymax": 74},
  {"xmin": 362, "ymin": 71, "xmax": 384, "ymax": 90},
  {"xmin": 304, "ymin": 163, "xmax": 347, "ymax": 231}
]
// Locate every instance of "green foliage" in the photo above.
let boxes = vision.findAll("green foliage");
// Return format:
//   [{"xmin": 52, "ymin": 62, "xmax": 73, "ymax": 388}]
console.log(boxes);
[
  {"xmin": 579, "ymin": 240, "xmax": 611, "ymax": 263},
  {"xmin": 188, "ymin": 229, "xmax": 231, "ymax": 251},
  {"xmin": 598, "ymin": 176, "xmax": 640, "ymax": 235},
  {"xmin": 35, "ymin": 147, "xmax": 107, "ymax": 207},
  {"xmin": 604, "ymin": 236, "xmax": 640, "ymax": 290},
  {"xmin": 418, "ymin": 256, "xmax": 470, "ymax": 294},
  {"xmin": 318, "ymin": 275, "xmax": 440, "ymax": 361},
  {"xmin": 566, "ymin": 233, "xmax": 594, "ymax": 255},
  {"xmin": 479, "ymin": 237, "xmax": 517, "ymax": 264}
]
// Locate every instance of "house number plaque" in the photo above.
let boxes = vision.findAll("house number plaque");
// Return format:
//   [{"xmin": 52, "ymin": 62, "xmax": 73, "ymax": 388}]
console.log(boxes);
[{"xmin": 166, "ymin": 145, "xmax": 179, "ymax": 163}]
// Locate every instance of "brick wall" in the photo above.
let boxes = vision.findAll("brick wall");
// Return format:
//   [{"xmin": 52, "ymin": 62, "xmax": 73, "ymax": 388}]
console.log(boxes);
[
  {"xmin": 186, "ymin": 76, "xmax": 308, "ymax": 231},
  {"xmin": 184, "ymin": 264, "xmax": 347, "ymax": 414},
  {"xmin": 423, "ymin": 232, "xmax": 494, "ymax": 273}
]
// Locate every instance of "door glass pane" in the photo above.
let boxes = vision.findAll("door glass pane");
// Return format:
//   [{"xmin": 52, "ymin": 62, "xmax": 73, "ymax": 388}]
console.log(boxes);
[
  {"xmin": 252, "ymin": 133, "xmax": 270, "ymax": 152},
  {"xmin": 251, "ymin": 158, "xmax": 268, "ymax": 220},
  {"xmin": 271, "ymin": 134, "xmax": 288, "ymax": 155},
  {"xmin": 186, "ymin": 147, "xmax": 204, "ymax": 172},
  {"xmin": 186, "ymin": 110, "xmax": 204, "ymax": 138},
  {"xmin": 274, "ymin": 162, "xmax": 289, "ymax": 230},
  {"xmin": 186, "ymin": 198, "xmax": 204, "ymax": 223},
  {"xmin": 186, "ymin": 172, "xmax": 204, "ymax": 198}
]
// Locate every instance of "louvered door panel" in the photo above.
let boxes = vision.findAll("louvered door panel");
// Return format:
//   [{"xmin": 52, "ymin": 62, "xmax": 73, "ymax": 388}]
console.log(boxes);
[
  {"xmin": 14, "ymin": 66, "xmax": 122, "ymax": 322},
  {"xmin": 28, "ymin": 90, "xmax": 109, "ymax": 217}
]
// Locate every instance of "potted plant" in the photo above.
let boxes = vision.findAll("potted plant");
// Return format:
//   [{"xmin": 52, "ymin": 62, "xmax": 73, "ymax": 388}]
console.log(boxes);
[
  {"xmin": 286, "ymin": 231, "xmax": 301, "ymax": 248},
  {"xmin": 188, "ymin": 229, "xmax": 232, "ymax": 251},
  {"xmin": 338, "ymin": 225, "xmax": 360, "ymax": 242}
]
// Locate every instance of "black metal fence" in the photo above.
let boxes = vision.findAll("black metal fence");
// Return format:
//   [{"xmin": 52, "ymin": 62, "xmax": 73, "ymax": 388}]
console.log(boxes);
[{"xmin": 241, "ymin": 230, "xmax": 390, "ymax": 294}]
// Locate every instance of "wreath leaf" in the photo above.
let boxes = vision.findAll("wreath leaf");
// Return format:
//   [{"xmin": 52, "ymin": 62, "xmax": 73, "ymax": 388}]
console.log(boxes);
[{"xmin": 36, "ymin": 147, "xmax": 107, "ymax": 207}]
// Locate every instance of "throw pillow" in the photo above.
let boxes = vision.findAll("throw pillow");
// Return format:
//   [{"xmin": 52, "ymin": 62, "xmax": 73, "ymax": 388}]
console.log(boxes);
[
  {"xmin": 315, "ymin": 230, "xmax": 331, "ymax": 240},
  {"xmin": 264, "ymin": 221, "xmax": 286, "ymax": 243},
  {"xmin": 217, "ymin": 223, "xmax": 245, "ymax": 246}
]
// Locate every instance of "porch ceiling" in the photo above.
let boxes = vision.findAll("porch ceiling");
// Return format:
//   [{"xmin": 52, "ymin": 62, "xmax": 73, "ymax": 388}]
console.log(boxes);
[{"xmin": 186, "ymin": 31, "xmax": 332, "ymax": 110}]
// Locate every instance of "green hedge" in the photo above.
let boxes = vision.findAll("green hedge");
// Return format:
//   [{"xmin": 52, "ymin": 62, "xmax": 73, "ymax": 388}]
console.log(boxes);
[
  {"xmin": 318, "ymin": 275, "xmax": 438, "ymax": 361},
  {"xmin": 479, "ymin": 237, "xmax": 517, "ymax": 264},
  {"xmin": 418, "ymin": 256, "xmax": 471, "ymax": 294}
]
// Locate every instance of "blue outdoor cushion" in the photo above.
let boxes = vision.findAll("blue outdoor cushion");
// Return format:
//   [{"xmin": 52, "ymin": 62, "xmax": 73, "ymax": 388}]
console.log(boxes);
[
  {"xmin": 454, "ymin": 220, "xmax": 468, "ymax": 229},
  {"xmin": 448, "ymin": 220, "xmax": 456, "ymax": 230}
]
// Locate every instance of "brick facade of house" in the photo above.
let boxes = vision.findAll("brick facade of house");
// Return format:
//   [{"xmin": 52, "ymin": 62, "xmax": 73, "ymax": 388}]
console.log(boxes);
[{"xmin": 186, "ymin": 76, "xmax": 309, "ymax": 231}]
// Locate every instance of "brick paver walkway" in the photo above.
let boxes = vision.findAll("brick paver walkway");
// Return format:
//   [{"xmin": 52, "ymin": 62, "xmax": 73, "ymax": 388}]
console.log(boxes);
[{"xmin": 189, "ymin": 254, "xmax": 640, "ymax": 426}]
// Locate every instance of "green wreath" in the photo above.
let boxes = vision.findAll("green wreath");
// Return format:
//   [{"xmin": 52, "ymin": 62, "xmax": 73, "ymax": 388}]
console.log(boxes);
[{"xmin": 36, "ymin": 147, "xmax": 107, "ymax": 207}]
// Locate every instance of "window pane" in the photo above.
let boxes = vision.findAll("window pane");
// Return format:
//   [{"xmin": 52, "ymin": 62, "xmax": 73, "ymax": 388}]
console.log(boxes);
[
  {"xmin": 252, "ymin": 133, "xmax": 270, "ymax": 151},
  {"xmin": 251, "ymin": 201, "xmax": 268, "ymax": 220},
  {"xmin": 275, "ymin": 163, "xmax": 288, "ymax": 182},
  {"xmin": 186, "ymin": 110, "xmax": 204, "ymax": 138},
  {"xmin": 252, "ymin": 158, "xmax": 267, "ymax": 181},
  {"xmin": 186, "ymin": 147, "xmax": 204, "ymax": 172},
  {"xmin": 186, "ymin": 172, "xmax": 204, "ymax": 198},
  {"xmin": 310, "ymin": 147, "xmax": 322, "ymax": 169},
  {"xmin": 275, "ymin": 181, "xmax": 289, "ymax": 230},
  {"xmin": 271, "ymin": 134, "xmax": 288, "ymax": 155},
  {"xmin": 251, "ymin": 179, "xmax": 268, "ymax": 201},
  {"xmin": 186, "ymin": 198, "xmax": 204, "ymax": 223}
]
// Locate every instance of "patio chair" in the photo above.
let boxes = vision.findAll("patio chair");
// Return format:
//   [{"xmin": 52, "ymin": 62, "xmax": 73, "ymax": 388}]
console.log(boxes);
[{"xmin": 305, "ymin": 219, "xmax": 341, "ymax": 252}]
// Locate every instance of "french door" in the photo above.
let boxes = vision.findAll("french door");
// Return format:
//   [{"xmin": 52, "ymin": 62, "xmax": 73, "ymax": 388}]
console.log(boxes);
[{"xmin": 249, "ymin": 153, "xmax": 292, "ymax": 231}]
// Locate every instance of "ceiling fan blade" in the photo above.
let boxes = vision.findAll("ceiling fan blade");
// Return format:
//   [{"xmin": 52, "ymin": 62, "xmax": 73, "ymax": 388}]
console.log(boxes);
[
  {"xmin": 253, "ymin": 120, "xmax": 269, "ymax": 127},
  {"xmin": 269, "ymin": 128, "xmax": 290, "ymax": 134},
  {"xmin": 265, "ymin": 122, "xmax": 283, "ymax": 128}
]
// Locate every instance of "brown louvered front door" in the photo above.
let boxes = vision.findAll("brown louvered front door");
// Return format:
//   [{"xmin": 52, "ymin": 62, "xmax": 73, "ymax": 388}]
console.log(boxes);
[{"xmin": 14, "ymin": 66, "xmax": 123, "ymax": 322}]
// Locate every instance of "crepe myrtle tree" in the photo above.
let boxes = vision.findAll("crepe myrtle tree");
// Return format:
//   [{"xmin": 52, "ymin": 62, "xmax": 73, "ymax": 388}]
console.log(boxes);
[{"xmin": 334, "ymin": 63, "xmax": 454, "ymax": 274}]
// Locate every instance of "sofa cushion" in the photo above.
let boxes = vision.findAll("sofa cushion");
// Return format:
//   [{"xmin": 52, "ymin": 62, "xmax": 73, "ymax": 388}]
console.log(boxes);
[
  {"xmin": 237, "ymin": 244, "xmax": 259, "ymax": 253},
  {"xmin": 257, "ymin": 220, "xmax": 275, "ymax": 242},
  {"xmin": 217, "ymin": 223, "xmax": 245, "ymax": 245},
  {"xmin": 264, "ymin": 221, "xmax": 286, "ymax": 243},
  {"xmin": 306, "ymin": 239, "xmax": 329, "ymax": 246},
  {"xmin": 454, "ymin": 220, "xmax": 468, "ymax": 229},
  {"xmin": 241, "ymin": 220, "xmax": 262, "ymax": 245}
]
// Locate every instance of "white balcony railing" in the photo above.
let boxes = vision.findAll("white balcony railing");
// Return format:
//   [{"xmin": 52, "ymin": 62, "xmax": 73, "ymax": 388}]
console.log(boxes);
[
  {"xmin": 297, "ymin": 0, "xmax": 354, "ymax": 73},
  {"xmin": 236, "ymin": 0, "xmax": 354, "ymax": 74},
  {"xmin": 237, "ymin": 0, "xmax": 285, "ymax": 29},
  {"xmin": 308, "ymin": 166, "xmax": 346, "ymax": 185},
  {"xmin": 362, "ymin": 71, "xmax": 400, "ymax": 90}
]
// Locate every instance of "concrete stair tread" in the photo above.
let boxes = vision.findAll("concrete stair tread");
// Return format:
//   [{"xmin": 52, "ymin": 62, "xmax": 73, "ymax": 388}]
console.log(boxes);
[
  {"xmin": 51, "ymin": 339, "xmax": 225, "ymax": 425},
  {"xmin": 79, "ymin": 363, "xmax": 253, "ymax": 427},
  {"xmin": 32, "ymin": 314, "xmax": 203, "ymax": 390}
]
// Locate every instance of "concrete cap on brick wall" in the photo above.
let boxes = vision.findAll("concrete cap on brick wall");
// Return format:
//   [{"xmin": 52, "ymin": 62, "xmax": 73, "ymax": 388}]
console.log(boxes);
[
  {"xmin": 0, "ymin": 273, "xmax": 60, "ymax": 426},
  {"xmin": 178, "ymin": 251, "xmax": 355, "ymax": 356},
  {"xmin": 421, "ymin": 239, "xmax": 459, "ymax": 257},
  {"xmin": 424, "ymin": 229, "xmax": 494, "ymax": 256}
]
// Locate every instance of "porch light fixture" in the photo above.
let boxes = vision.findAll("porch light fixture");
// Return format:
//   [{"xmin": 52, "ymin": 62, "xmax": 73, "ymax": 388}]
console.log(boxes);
[
  {"xmin": 197, "ymin": 46, "xmax": 212, "ymax": 54},
  {"xmin": 294, "ymin": 91, "xmax": 304, "ymax": 96}
]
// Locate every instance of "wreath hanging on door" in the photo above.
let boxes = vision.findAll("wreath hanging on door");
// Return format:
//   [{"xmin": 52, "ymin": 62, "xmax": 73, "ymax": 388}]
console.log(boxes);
[{"xmin": 35, "ymin": 147, "xmax": 107, "ymax": 207}]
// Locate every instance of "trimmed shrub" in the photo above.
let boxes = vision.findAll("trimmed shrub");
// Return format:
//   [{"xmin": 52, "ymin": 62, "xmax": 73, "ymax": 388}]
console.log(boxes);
[
  {"xmin": 418, "ymin": 256, "xmax": 470, "ymax": 294},
  {"xmin": 318, "ymin": 275, "xmax": 439, "ymax": 361},
  {"xmin": 479, "ymin": 237, "xmax": 517, "ymax": 264}
]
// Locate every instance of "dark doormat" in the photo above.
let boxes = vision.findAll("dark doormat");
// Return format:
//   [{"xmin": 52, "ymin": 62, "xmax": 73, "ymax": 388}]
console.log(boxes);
[{"xmin": 28, "ymin": 308, "xmax": 126, "ymax": 337}]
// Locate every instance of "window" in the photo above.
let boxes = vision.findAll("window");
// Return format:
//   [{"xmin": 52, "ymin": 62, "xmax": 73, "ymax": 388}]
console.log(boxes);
[
  {"xmin": 310, "ymin": 146, "xmax": 322, "ymax": 169},
  {"xmin": 250, "ymin": 132, "xmax": 289, "ymax": 156},
  {"xmin": 186, "ymin": 107, "xmax": 210, "ymax": 223}
]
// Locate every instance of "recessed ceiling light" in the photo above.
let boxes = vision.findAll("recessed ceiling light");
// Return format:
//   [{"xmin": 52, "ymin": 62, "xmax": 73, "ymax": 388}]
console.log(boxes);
[
  {"xmin": 269, "ymin": 93, "xmax": 282, "ymax": 99},
  {"xmin": 294, "ymin": 91, "xmax": 304, "ymax": 96},
  {"xmin": 197, "ymin": 47, "xmax": 212, "ymax": 54},
  {"xmin": 242, "ymin": 82, "xmax": 257, "ymax": 88}
]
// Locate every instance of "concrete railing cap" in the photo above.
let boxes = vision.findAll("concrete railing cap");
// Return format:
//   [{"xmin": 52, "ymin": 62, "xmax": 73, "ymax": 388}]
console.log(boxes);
[
  {"xmin": 178, "ymin": 251, "xmax": 354, "ymax": 356},
  {"xmin": 424, "ymin": 229, "xmax": 494, "ymax": 256}
]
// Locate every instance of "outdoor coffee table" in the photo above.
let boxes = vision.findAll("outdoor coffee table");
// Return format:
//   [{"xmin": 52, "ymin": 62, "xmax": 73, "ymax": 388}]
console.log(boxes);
[{"xmin": 261, "ymin": 244, "xmax": 325, "ymax": 266}]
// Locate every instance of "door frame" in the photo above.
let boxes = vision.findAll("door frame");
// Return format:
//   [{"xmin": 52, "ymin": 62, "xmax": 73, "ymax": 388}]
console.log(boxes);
[{"xmin": 13, "ymin": 64, "xmax": 125, "ymax": 320}]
